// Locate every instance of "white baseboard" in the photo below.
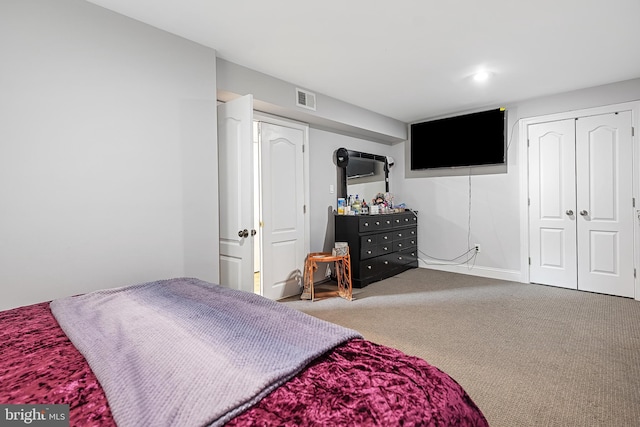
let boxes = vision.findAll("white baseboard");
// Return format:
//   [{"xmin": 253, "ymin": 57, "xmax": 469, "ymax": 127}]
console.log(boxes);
[{"xmin": 417, "ymin": 262, "xmax": 524, "ymax": 283}]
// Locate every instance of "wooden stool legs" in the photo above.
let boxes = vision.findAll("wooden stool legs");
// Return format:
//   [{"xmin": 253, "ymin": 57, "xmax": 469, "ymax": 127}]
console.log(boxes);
[
  {"xmin": 300, "ymin": 256, "xmax": 316, "ymax": 301},
  {"xmin": 335, "ymin": 254, "xmax": 353, "ymax": 301},
  {"xmin": 300, "ymin": 252, "xmax": 353, "ymax": 301}
]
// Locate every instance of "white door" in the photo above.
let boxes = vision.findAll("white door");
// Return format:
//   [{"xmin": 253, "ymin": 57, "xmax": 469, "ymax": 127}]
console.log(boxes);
[
  {"xmin": 575, "ymin": 112, "xmax": 634, "ymax": 297},
  {"xmin": 529, "ymin": 112, "xmax": 634, "ymax": 297},
  {"xmin": 258, "ymin": 121, "xmax": 306, "ymax": 300},
  {"xmin": 217, "ymin": 95, "xmax": 254, "ymax": 293},
  {"xmin": 529, "ymin": 119, "xmax": 577, "ymax": 289}
]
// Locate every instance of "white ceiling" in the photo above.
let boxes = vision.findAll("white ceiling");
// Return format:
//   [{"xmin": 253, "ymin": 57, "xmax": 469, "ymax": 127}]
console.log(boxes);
[{"xmin": 86, "ymin": 0, "xmax": 640, "ymax": 123}]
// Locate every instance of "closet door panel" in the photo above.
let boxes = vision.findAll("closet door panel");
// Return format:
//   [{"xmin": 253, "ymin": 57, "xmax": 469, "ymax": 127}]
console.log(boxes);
[
  {"xmin": 528, "ymin": 119, "xmax": 577, "ymax": 289},
  {"xmin": 575, "ymin": 112, "xmax": 634, "ymax": 297}
]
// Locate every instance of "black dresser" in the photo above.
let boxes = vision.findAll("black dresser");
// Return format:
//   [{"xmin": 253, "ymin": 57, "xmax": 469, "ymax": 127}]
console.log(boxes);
[{"xmin": 335, "ymin": 210, "xmax": 418, "ymax": 288}]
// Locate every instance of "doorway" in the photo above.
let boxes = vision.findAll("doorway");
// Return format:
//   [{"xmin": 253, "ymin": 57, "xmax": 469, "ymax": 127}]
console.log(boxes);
[
  {"xmin": 217, "ymin": 95, "xmax": 310, "ymax": 300},
  {"xmin": 253, "ymin": 116, "xmax": 308, "ymax": 300}
]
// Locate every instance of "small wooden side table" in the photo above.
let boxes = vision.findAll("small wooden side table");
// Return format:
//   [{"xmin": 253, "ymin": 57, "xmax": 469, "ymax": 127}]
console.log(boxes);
[{"xmin": 300, "ymin": 251, "xmax": 353, "ymax": 301}]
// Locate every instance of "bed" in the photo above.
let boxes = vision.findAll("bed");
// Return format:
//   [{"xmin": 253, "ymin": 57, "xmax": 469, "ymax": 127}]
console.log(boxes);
[{"xmin": 0, "ymin": 277, "xmax": 488, "ymax": 426}]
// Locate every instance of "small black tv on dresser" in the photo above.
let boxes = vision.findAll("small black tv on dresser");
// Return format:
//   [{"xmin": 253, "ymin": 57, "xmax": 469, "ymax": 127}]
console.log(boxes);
[{"xmin": 410, "ymin": 108, "xmax": 507, "ymax": 170}]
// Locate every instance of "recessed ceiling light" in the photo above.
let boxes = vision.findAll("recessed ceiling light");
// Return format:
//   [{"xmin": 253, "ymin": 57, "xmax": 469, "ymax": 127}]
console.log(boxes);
[{"xmin": 473, "ymin": 71, "xmax": 491, "ymax": 82}]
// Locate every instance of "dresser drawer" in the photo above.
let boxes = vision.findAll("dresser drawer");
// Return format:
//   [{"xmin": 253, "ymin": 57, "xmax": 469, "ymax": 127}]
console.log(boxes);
[
  {"xmin": 361, "ymin": 234, "xmax": 378, "ymax": 246},
  {"xmin": 380, "ymin": 252, "xmax": 403, "ymax": 268},
  {"xmin": 377, "ymin": 240, "xmax": 393, "ymax": 256},
  {"xmin": 377, "ymin": 232, "xmax": 393, "ymax": 245},
  {"xmin": 383, "ymin": 249, "xmax": 417, "ymax": 266},
  {"xmin": 359, "ymin": 216, "xmax": 393, "ymax": 233},
  {"xmin": 393, "ymin": 227, "xmax": 417, "ymax": 240},
  {"xmin": 393, "ymin": 236, "xmax": 417, "ymax": 252},
  {"xmin": 360, "ymin": 243, "xmax": 378, "ymax": 260},
  {"xmin": 361, "ymin": 232, "xmax": 392, "ymax": 245},
  {"xmin": 392, "ymin": 212, "xmax": 417, "ymax": 228},
  {"xmin": 399, "ymin": 248, "xmax": 418, "ymax": 265},
  {"xmin": 359, "ymin": 258, "xmax": 382, "ymax": 278}
]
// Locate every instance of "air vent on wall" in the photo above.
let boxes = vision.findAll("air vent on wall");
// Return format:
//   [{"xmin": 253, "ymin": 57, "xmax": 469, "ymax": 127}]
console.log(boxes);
[{"xmin": 296, "ymin": 88, "xmax": 316, "ymax": 111}]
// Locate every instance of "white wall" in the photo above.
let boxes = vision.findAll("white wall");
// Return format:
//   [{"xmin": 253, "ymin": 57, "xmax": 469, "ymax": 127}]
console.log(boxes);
[{"xmin": 0, "ymin": 0, "xmax": 219, "ymax": 310}]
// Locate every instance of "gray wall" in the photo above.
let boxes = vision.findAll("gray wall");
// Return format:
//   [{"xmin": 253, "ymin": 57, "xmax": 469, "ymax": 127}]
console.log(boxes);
[
  {"xmin": 516, "ymin": 78, "xmax": 640, "ymax": 119},
  {"xmin": 308, "ymin": 129, "xmax": 396, "ymax": 255},
  {"xmin": 217, "ymin": 59, "xmax": 407, "ymax": 144},
  {"xmin": 397, "ymin": 78, "xmax": 640, "ymax": 282},
  {"xmin": 396, "ymin": 111, "xmax": 522, "ymax": 280},
  {"xmin": 0, "ymin": 0, "xmax": 219, "ymax": 310}
]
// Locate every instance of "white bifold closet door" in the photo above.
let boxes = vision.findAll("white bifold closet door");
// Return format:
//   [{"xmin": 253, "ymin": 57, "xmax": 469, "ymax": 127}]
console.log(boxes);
[{"xmin": 529, "ymin": 111, "xmax": 634, "ymax": 298}]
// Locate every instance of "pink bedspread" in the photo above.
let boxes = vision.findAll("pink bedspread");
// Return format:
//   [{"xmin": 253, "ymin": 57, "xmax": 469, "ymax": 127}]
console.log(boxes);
[{"xmin": 1, "ymin": 302, "xmax": 488, "ymax": 426}]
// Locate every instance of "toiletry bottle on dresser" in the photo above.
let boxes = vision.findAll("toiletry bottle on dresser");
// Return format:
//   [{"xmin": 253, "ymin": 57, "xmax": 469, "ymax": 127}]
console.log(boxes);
[{"xmin": 351, "ymin": 195, "xmax": 361, "ymax": 214}]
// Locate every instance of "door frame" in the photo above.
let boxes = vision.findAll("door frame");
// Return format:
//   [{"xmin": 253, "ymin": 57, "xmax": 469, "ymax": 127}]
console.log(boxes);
[
  {"xmin": 518, "ymin": 101, "xmax": 640, "ymax": 300},
  {"xmin": 253, "ymin": 111, "xmax": 311, "ymax": 296}
]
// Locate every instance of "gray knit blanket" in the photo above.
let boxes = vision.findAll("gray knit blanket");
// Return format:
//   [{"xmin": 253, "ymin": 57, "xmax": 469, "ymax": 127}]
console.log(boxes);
[{"xmin": 50, "ymin": 278, "xmax": 361, "ymax": 427}]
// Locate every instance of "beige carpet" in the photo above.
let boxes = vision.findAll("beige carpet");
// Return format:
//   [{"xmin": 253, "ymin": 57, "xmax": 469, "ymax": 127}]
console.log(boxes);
[{"xmin": 281, "ymin": 268, "xmax": 640, "ymax": 427}]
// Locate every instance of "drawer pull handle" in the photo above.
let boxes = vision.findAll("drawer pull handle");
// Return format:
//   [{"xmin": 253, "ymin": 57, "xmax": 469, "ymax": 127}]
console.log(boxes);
[
  {"xmin": 367, "ymin": 239, "xmax": 372, "ymax": 242},
  {"xmin": 384, "ymin": 236, "xmax": 388, "ymax": 240},
  {"xmin": 367, "ymin": 250, "xmax": 372, "ymax": 254},
  {"xmin": 384, "ymin": 261, "xmax": 389, "ymax": 265},
  {"xmin": 398, "ymin": 233, "xmax": 403, "ymax": 237},
  {"xmin": 375, "ymin": 221, "xmax": 380, "ymax": 225},
  {"xmin": 398, "ymin": 256, "xmax": 403, "ymax": 260},
  {"xmin": 398, "ymin": 243, "xmax": 402, "ymax": 247},
  {"xmin": 364, "ymin": 222, "xmax": 369, "ymax": 227},
  {"xmin": 383, "ymin": 247, "xmax": 388, "ymax": 251},
  {"xmin": 395, "ymin": 219, "xmax": 400, "ymax": 223},
  {"xmin": 367, "ymin": 265, "xmax": 372, "ymax": 269}
]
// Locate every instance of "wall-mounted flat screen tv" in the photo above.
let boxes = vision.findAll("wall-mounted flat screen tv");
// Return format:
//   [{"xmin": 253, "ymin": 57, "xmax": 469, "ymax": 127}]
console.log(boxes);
[{"xmin": 410, "ymin": 108, "xmax": 507, "ymax": 170}]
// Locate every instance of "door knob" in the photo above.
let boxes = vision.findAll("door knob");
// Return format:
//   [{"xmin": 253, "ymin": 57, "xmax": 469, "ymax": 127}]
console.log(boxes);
[
  {"xmin": 580, "ymin": 210, "xmax": 588, "ymax": 216},
  {"xmin": 238, "ymin": 229, "xmax": 249, "ymax": 238},
  {"xmin": 251, "ymin": 229, "xmax": 257, "ymax": 236},
  {"xmin": 565, "ymin": 210, "xmax": 574, "ymax": 216}
]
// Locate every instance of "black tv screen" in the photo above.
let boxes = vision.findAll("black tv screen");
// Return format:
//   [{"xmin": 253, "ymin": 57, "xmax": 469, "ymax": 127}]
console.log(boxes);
[{"xmin": 410, "ymin": 108, "xmax": 507, "ymax": 170}]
